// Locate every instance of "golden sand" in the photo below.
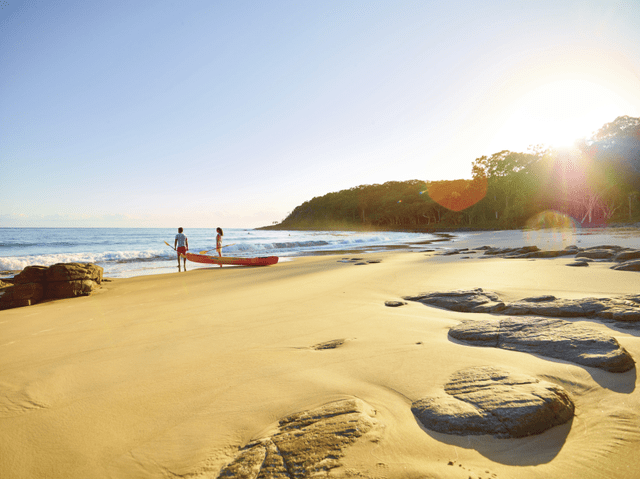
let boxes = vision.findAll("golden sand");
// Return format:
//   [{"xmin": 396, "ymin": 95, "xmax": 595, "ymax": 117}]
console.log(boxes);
[{"xmin": 1, "ymin": 229, "xmax": 639, "ymax": 478}]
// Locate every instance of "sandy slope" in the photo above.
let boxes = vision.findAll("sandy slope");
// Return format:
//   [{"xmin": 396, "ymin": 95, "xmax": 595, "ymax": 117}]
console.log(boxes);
[{"xmin": 1, "ymin": 229, "xmax": 639, "ymax": 478}]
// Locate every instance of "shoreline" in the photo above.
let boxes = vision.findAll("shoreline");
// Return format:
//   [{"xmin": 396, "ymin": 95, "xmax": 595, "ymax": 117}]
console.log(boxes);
[{"xmin": 1, "ymin": 230, "xmax": 639, "ymax": 478}]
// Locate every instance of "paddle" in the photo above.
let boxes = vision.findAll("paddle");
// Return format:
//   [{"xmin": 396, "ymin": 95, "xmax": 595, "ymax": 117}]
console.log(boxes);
[
  {"xmin": 199, "ymin": 243, "xmax": 236, "ymax": 254},
  {"xmin": 165, "ymin": 241, "xmax": 188, "ymax": 258}
]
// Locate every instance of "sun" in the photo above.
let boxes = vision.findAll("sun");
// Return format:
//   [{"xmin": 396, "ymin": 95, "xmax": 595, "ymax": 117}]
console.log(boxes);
[{"xmin": 489, "ymin": 79, "xmax": 638, "ymax": 151}]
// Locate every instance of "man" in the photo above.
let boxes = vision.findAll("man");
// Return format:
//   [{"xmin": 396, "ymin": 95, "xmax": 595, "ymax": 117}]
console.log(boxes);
[{"xmin": 174, "ymin": 227, "xmax": 189, "ymax": 272}]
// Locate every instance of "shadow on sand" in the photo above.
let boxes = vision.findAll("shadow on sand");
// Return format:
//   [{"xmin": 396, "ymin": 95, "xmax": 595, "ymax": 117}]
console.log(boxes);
[{"xmin": 416, "ymin": 417, "xmax": 573, "ymax": 466}]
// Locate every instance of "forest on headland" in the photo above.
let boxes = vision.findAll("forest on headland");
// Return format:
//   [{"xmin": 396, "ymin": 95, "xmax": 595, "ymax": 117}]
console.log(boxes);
[{"xmin": 265, "ymin": 116, "xmax": 640, "ymax": 232}]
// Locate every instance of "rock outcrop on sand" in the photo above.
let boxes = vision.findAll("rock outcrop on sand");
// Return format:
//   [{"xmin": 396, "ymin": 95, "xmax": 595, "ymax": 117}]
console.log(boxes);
[
  {"xmin": 0, "ymin": 263, "xmax": 103, "ymax": 310},
  {"xmin": 442, "ymin": 245, "xmax": 640, "ymax": 272},
  {"xmin": 405, "ymin": 288, "xmax": 640, "ymax": 322},
  {"xmin": 384, "ymin": 300, "xmax": 407, "ymax": 307},
  {"xmin": 217, "ymin": 398, "xmax": 377, "ymax": 478},
  {"xmin": 449, "ymin": 317, "xmax": 634, "ymax": 372},
  {"xmin": 612, "ymin": 259, "xmax": 640, "ymax": 271},
  {"xmin": 411, "ymin": 366, "xmax": 575, "ymax": 438}
]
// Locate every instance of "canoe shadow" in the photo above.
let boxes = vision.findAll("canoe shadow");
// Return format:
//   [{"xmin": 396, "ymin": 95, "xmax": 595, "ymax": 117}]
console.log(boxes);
[{"xmin": 415, "ymin": 417, "xmax": 573, "ymax": 466}]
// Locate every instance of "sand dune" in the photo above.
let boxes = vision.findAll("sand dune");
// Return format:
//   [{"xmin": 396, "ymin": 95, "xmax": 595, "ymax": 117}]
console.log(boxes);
[{"xmin": 1, "ymin": 229, "xmax": 639, "ymax": 478}]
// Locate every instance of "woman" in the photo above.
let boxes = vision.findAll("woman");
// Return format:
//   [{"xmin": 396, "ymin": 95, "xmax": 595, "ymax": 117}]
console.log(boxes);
[{"xmin": 216, "ymin": 227, "xmax": 224, "ymax": 267}]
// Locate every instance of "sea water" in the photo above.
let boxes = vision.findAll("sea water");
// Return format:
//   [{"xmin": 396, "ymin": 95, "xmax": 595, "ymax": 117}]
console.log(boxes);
[{"xmin": 0, "ymin": 228, "xmax": 445, "ymax": 278}]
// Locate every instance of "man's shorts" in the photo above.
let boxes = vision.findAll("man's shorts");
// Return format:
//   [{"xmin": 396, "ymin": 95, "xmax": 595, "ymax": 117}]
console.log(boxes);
[{"xmin": 177, "ymin": 246, "xmax": 187, "ymax": 256}]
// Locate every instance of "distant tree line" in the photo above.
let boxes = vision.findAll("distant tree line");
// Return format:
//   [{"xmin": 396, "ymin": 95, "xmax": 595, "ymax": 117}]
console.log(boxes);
[{"xmin": 270, "ymin": 116, "xmax": 640, "ymax": 231}]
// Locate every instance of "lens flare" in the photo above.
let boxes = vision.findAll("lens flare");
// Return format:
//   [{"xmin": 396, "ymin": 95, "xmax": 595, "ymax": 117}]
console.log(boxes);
[
  {"xmin": 524, "ymin": 210, "xmax": 579, "ymax": 250},
  {"xmin": 427, "ymin": 177, "xmax": 487, "ymax": 212}
]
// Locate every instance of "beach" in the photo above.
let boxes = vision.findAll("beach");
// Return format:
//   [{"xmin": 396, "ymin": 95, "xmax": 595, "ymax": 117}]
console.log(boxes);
[{"xmin": 1, "ymin": 229, "xmax": 640, "ymax": 479}]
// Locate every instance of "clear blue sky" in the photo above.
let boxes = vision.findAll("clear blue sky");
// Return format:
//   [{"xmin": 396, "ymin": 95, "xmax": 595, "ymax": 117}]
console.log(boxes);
[{"xmin": 2, "ymin": 0, "xmax": 639, "ymax": 228}]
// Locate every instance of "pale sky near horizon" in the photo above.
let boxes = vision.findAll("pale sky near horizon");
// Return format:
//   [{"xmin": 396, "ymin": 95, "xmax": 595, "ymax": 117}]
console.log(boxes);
[{"xmin": 2, "ymin": 0, "xmax": 640, "ymax": 228}]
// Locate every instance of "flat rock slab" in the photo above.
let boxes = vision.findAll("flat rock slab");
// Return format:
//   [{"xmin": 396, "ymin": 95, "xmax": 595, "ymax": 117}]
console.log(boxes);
[
  {"xmin": 412, "ymin": 366, "xmax": 574, "ymax": 438},
  {"xmin": 405, "ymin": 288, "xmax": 640, "ymax": 322},
  {"xmin": 217, "ymin": 398, "xmax": 377, "ymax": 478},
  {"xmin": 612, "ymin": 259, "xmax": 640, "ymax": 271},
  {"xmin": 449, "ymin": 317, "xmax": 635, "ymax": 372},
  {"xmin": 614, "ymin": 250, "xmax": 640, "ymax": 262},
  {"xmin": 480, "ymin": 245, "xmax": 579, "ymax": 258}
]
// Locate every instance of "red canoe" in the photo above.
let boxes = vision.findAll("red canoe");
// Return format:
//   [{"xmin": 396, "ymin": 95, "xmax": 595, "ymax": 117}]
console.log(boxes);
[{"xmin": 184, "ymin": 253, "xmax": 279, "ymax": 267}]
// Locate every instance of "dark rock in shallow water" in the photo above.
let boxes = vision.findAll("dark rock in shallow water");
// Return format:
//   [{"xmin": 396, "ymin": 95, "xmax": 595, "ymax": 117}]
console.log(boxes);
[
  {"xmin": 449, "ymin": 317, "xmax": 635, "ymax": 372},
  {"xmin": 411, "ymin": 366, "xmax": 574, "ymax": 438},
  {"xmin": 217, "ymin": 398, "xmax": 377, "ymax": 478},
  {"xmin": 405, "ymin": 288, "xmax": 640, "ymax": 322}
]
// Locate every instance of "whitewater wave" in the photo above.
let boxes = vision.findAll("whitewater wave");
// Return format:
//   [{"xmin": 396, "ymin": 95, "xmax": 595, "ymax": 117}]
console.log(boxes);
[
  {"xmin": 0, "ymin": 250, "xmax": 173, "ymax": 272},
  {"xmin": 0, "ymin": 233, "xmax": 437, "ymax": 275}
]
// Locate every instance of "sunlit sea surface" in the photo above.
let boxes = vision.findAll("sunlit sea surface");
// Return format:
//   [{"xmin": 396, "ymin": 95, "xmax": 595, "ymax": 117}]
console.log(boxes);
[
  {"xmin": 0, "ymin": 228, "xmax": 447, "ymax": 278},
  {"xmin": 2, "ymin": 226, "xmax": 638, "ymax": 279}
]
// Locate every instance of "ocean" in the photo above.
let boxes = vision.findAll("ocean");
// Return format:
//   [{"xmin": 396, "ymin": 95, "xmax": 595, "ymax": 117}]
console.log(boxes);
[{"xmin": 0, "ymin": 228, "xmax": 448, "ymax": 279}]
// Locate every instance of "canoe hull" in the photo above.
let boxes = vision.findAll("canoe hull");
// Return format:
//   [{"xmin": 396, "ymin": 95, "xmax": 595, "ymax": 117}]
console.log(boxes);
[{"xmin": 184, "ymin": 253, "xmax": 279, "ymax": 266}]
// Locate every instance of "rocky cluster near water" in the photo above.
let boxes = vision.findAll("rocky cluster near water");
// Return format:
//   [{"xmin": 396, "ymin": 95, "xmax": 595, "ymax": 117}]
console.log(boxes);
[
  {"xmin": 405, "ymin": 288, "xmax": 640, "ymax": 322},
  {"xmin": 0, "ymin": 263, "xmax": 103, "ymax": 310},
  {"xmin": 411, "ymin": 366, "xmax": 575, "ymax": 438},
  {"xmin": 441, "ymin": 245, "xmax": 640, "ymax": 271},
  {"xmin": 217, "ymin": 398, "xmax": 377, "ymax": 478}
]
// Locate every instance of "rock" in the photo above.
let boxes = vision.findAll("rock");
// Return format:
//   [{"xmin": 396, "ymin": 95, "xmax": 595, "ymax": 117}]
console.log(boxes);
[
  {"xmin": 0, "ymin": 263, "xmax": 103, "ymax": 310},
  {"xmin": 311, "ymin": 339, "xmax": 346, "ymax": 350},
  {"xmin": 14, "ymin": 266, "xmax": 48, "ymax": 284},
  {"xmin": 567, "ymin": 261, "xmax": 589, "ymax": 267},
  {"xmin": 12, "ymin": 282, "xmax": 44, "ymax": 302},
  {"xmin": 575, "ymin": 248, "xmax": 618, "ymax": 260},
  {"xmin": 45, "ymin": 263, "xmax": 103, "ymax": 283},
  {"xmin": 217, "ymin": 398, "xmax": 377, "ymax": 478},
  {"xmin": 449, "ymin": 317, "xmax": 635, "ymax": 372},
  {"xmin": 614, "ymin": 250, "xmax": 640, "ymax": 262},
  {"xmin": 441, "ymin": 248, "xmax": 468, "ymax": 256},
  {"xmin": 406, "ymin": 288, "xmax": 640, "ymax": 322},
  {"xmin": 385, "ymin": 300, "xmax": 407, "ymax": 307},
  {"xmin": 404, "ymin": 288, "xmax": 506, "ymax": 313},
  {"xmin": 44, "ymin": 279, "xmax": 99, "ymax": 299},
  {"xmin": 611, "ymin": 260, "xmax": 640, "ymax": 271},
  {"xmin": 0, "ymin": 286, "xmax": 36, "ymax": 310},
  {"xmin": 411, "ymin": 366, "xmax": 574, "ymax": 438},
  {"xmin": 479, "ymin": 244, "xmax": 634, "ymax": 260}
]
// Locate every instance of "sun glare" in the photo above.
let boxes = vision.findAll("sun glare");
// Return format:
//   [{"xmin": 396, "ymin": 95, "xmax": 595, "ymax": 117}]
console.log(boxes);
[{"xmin": 490, "ymin": 79, "xmax": 638, "ymax": 151}]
